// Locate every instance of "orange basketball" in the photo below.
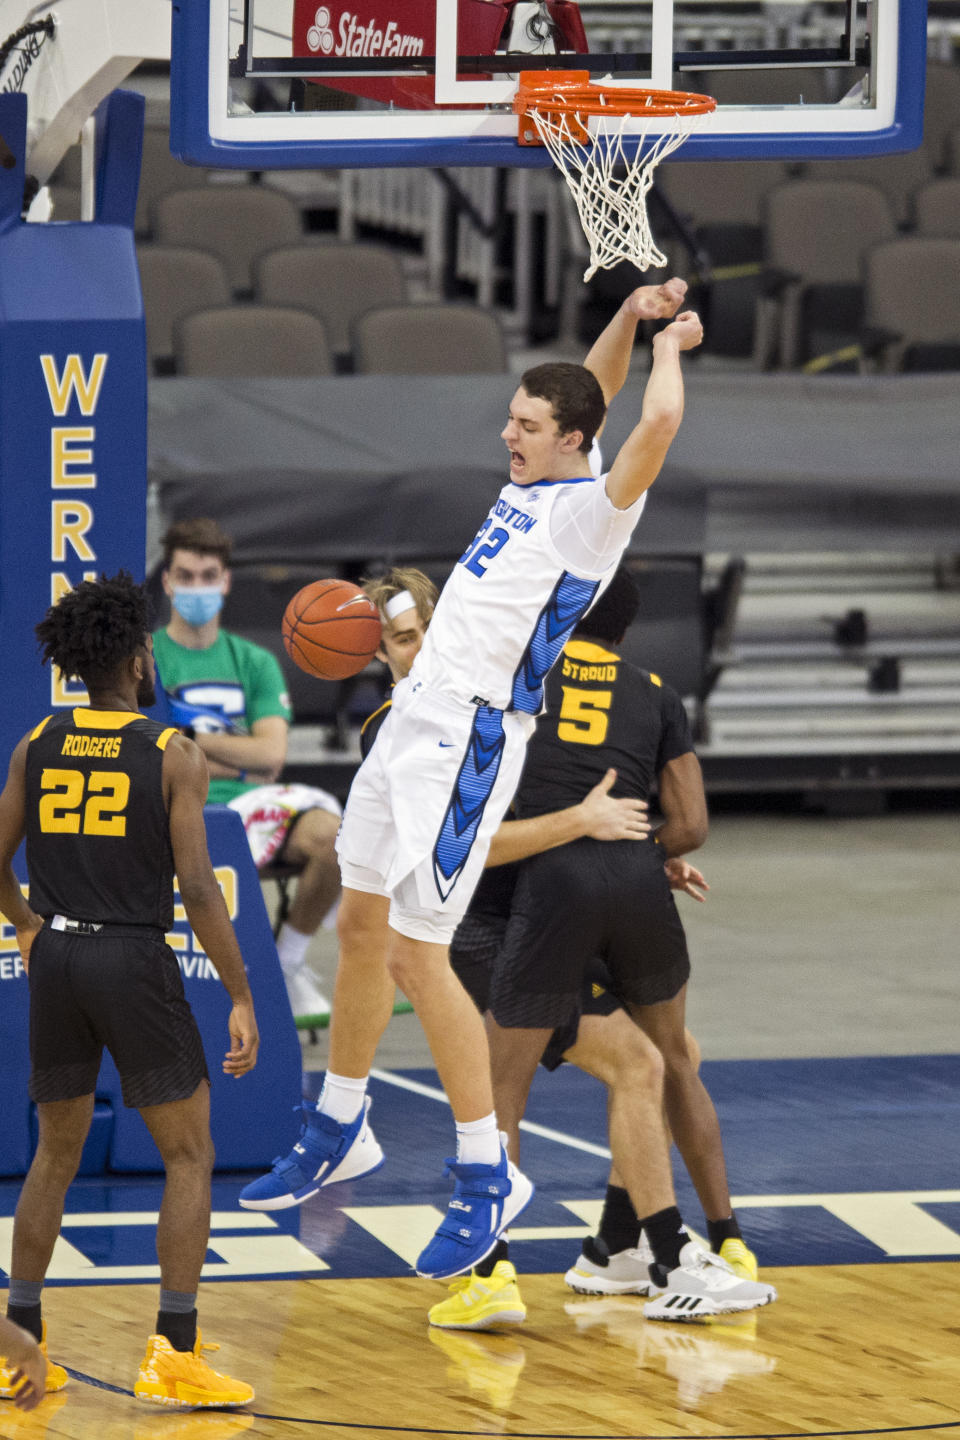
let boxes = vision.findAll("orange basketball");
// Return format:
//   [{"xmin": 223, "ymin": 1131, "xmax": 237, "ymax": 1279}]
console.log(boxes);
[{"xmin": 282, "ymin": 579, "xmax": 382, "ymax": 681}]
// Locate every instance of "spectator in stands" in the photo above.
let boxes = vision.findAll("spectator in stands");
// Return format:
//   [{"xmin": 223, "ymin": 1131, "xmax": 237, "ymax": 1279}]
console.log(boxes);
[{"xmin": 153, "ymin": 518, "xmax": 340, "ymax": 1026}]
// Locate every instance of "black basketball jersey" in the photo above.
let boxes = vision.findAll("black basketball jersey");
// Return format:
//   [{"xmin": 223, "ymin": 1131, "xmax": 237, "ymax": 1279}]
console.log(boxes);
[
  {"xmin": 516, "ymin": 639, "xmax": 694, "ymax": 819},
  {"xmin": 359, "ymin": 696, "xmax": 392, "ymax": 760},
  {"xmin": 24, "ymin": 709, "xmax": 178, "ymax": 929}
]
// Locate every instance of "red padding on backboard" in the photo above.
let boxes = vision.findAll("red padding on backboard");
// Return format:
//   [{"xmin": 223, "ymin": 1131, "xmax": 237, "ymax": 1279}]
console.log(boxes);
[{"xmin": 292, "ymin": 0, "xmax": 587, "ymax": 110}]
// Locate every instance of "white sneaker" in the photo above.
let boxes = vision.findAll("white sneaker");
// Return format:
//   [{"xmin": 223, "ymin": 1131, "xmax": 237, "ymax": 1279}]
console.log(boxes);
[
  {"xmin": 643, "ymin": 1242, "xmax": 777, "ymax": 1322},
  {"xmin": 564, "ymin": 1233, "xmax": 655, "ymax": 1296},
  {"xmin": 283, "ymin": 965, "xmax": 330, "ymax": 1026}
]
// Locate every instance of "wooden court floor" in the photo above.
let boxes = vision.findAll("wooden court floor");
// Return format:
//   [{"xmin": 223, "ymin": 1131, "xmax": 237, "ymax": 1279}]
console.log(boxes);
[{"xmin": 9, "ymin": 1262, "xmax": 960, "ymax": 1440}]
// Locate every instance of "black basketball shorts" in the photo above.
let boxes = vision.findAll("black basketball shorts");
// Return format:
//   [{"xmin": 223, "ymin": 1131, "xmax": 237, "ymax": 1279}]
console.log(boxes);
[
  {"xmin": 28, "ymin": 926, "xmax": 209, "ymax": 1109},
  {"xmin": 487, "ymin": 838, "xmax": 691, "ymax": 1030},
  {"xmin": 450, "ymin": 912, "xmax": 621, "ymax": 1071}
]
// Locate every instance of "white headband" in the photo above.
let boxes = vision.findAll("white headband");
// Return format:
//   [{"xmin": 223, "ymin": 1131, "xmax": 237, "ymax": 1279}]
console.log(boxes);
[{"xmin": 383, "ymin": 590, "xmax": 416, "ymax": 622}]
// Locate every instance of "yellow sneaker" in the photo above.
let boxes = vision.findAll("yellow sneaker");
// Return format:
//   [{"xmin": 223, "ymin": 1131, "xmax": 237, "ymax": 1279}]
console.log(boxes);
[
  {"xmin": 718, "ymin": 1238, "xmax": 759, "ymax": 1282},
  {"xmin": 134, "ymin": 1332, "xmax": 254, "ymax": 1409},
  {"xmin": 0, "ymin": 1321, "xmax": 68, "ymax": 1398},
  {"xmin": 428, "ymin": 1261, "xmax": 527, "ymax": 1331}
]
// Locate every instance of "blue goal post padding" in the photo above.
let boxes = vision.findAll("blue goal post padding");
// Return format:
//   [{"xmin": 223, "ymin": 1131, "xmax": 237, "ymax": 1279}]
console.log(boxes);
[{"xmin": 0, "ymin": 806, "xmax": 303, "ymax": 1176}]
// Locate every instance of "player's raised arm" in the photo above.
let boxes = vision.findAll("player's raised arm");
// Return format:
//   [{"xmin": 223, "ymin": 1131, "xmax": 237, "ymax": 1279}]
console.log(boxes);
[
  {"xmin": 604, "ymin": 310, "xmax": 703, "ymax": 512},
  {"xmin": 584, "ymin": 278, "xmax": 688, "ymax": 408},
  {"xmin": 163, "ymin": 735, "xmax": 259, "ymax": 1076}
]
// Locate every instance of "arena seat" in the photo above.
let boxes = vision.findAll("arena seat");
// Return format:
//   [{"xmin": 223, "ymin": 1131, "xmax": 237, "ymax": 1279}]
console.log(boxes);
[
  {"xmin": 173, "ymin": 304, "xmax": 335, "ymax": 378},
  {"xmin": 862, "ymin": 237, "xmax": 960, "ymax": 372},
  {"xmin": 912, "ymin": 179, "xmax": 960, "ymax": 238},
  {"xmin": 138, "ymin": 245, "xmax": 232, "ymax": 373},
  {"xmin": 757, "ymin": 179, "xmax": 896, "ymax": 368},
  {"xmin": 351, "ymin": 303, "xmax": 508, "ymax": 374},
  {"xmin": 136, "ymin": 125, "xmax": 212, "ymax": 240},
  {"xmin": 154, "ymin": 185, "xmax": 303, "ymax": 293},
  {"xmin": 255, "ymin": 241, "xmax": 407, "ymax": 366}
]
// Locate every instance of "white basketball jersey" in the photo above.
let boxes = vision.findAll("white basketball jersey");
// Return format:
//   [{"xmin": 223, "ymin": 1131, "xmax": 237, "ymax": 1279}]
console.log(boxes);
[{"xmin": 410, "ymin": 472, "xmax": 646, "ymax": 713}]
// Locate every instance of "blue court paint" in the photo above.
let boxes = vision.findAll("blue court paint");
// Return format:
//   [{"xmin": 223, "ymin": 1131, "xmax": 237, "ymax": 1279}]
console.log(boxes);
[{"xmin": 2, "ymin": 1055, "xmax": 958, "ymax": 1285}]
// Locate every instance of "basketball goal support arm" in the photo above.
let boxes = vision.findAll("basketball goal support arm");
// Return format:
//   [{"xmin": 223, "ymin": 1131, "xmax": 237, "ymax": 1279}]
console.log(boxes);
[{"xmin": 0, "ymin": 0, "xmax": 169, "ymax": 188}]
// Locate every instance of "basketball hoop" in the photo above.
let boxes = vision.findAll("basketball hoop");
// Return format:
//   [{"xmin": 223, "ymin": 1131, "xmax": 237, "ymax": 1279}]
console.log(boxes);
[{"xmin": 513, "ymin": 71, "xmax": 716, "ymax": 280}]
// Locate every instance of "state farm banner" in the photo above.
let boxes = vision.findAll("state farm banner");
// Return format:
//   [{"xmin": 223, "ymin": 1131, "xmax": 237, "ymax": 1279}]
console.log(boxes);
[{"xmin": 291, "ymin": 0, "xmax": 587, "ymax": 108}]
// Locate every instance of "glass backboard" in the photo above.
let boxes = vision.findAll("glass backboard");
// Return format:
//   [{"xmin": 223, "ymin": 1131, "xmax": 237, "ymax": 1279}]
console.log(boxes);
[{"xmin": 171, "ymin": 1, "xmax": 926, "ymax": 169}]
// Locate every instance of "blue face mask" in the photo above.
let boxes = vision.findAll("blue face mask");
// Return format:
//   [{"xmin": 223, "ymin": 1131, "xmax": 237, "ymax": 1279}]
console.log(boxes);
[{"xmin": 172, "ymin": 586, "xmax": 224, "ymax": 628}]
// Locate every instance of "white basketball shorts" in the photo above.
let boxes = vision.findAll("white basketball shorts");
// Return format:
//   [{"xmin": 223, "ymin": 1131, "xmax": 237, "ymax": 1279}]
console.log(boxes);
[{"xmin": 337, "ymin": 677, "xmax": 534, "ymax": 943}]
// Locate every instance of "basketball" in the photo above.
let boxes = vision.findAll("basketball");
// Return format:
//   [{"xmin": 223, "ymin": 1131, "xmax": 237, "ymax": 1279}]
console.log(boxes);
[{"xmin": 282, "ymin": 579, "xmax": 382, "ymax": 681}]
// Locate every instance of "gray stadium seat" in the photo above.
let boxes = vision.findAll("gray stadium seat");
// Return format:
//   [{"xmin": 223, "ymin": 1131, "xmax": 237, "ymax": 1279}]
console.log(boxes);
[
  {"xmin": 255, "ymin": 242, "xmax": 407, "ymax": 362},
  {"xmin": 657, "ymin": 159, "xmax": 791, "ymax": 230},
  {"xmin": 656, "ymin": 159, "xmax": 791, "ymax": 357},
  {"xmin": 137, "ymin": 246, "xmax": 232, "ymax": 372},
  {"xmin": 923, "ymin": 63, "xmax": 960, "ymax": 170},
  {"xmin": 154, "ymin": 186, "xmax": 303, "ymax": 293},
  {"xmin": 801, "ymin": 151, "xmax": 934, "ymax": 227},
  {"xmin": 136, "ymin": 126, "xmax": 211, "ymax": 239},
  {"xmin": 173, "ymin": 305, "xmax": 335, "ymax": 377},
  {"xmin": 912, "ymin": 179, "xmax": 960, "ymax": 238},
  {"xmin": 352, "ymin": 304, "xmax": 507, "ymax": 374},
  {"xmin": 863, "ymin": 237, "xmax": 960, "ymax": 372},
  {"xmin": 758, "ymin": 179, "xmax": 896, "ymax": 368}
]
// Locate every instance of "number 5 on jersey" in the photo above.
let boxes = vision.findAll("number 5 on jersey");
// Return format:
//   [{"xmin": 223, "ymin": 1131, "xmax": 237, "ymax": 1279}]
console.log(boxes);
[
  {"xmin": 39, "ymin": 768, "xmax": 131, "ymax": 836},
  {"xmin": 558, "ymin": 687, "xmax": 613, "ymax": 746}
]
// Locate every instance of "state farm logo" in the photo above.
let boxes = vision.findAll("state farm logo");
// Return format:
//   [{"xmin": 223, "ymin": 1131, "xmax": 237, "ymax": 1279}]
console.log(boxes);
[
  {"xmin": 306, "ymin": 5, "xmax": 335, "ymax": 53},
  {"xmin": 305, "ymin": 5, "xmax": 425, "ymax": 58}
]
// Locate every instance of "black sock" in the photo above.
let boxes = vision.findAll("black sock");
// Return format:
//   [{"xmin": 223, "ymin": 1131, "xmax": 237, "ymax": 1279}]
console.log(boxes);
[
  {"xmin": 639, "ymin": 1206, "xmax": 688, "ymax": 1283},
  {"xmin": 476, "ymin": 1239, "xmax": 509, "ymax": 1277},
  {"xmin": 707, "ymin": 1214, "xmax": 742, "ymax": 1252},
  {"xmin": 597, "ymin": 1184, "xmax": 641, "ymax": 1255},
  {"xmin": 581, "ymin": 1233, "xmax": 611, "ymax": 1266},
  {"xmin": 156, "ymin": 1308, "xmax": 198, "ymax": 1353},
  {"xmin": 6, "ymin": 1302, "xmax": 43, "ymax": 1345}
]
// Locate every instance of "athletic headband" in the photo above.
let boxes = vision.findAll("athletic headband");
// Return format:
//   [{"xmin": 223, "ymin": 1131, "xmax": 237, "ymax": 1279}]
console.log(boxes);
[{"xmin": 383, "ymin": 590, "xmax": 416, "ymax": 621}]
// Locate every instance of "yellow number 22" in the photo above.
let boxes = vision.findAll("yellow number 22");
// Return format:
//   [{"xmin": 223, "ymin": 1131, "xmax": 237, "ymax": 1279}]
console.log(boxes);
[{"xmin": 39, "ymin": 768, "xmax": 131, "ymax": 837}]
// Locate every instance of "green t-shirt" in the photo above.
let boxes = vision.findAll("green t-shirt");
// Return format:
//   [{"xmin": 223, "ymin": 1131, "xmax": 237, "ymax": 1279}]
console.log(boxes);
[{"xmin": 152, "ymin": 627, "xmax": 292, "ymax": 804}]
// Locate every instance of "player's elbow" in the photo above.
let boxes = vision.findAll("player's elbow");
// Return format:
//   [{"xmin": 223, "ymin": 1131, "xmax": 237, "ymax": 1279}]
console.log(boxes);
[
  {"xmin": 177, "ymin": 868, "xmax": 221, "ymax": 912},
  {"xmin": 678, "ymin": 814, "xmax": 708, "ymax": 852},
  {"xmin": 641, "ymin": 401, "xmax": 683, "ymax": 438},
  {"xmin": 263, "ymin": 741, "xmax": 287, "ymax": 775}
]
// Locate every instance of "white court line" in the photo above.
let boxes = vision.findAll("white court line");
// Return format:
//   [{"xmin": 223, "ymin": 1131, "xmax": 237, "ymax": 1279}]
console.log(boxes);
[{"xmin": 369, "ymin": 1067, "xmax": 612, "ymax": 1160}]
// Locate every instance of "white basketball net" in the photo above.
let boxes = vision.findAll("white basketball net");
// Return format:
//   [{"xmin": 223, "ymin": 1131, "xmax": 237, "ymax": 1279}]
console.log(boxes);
[{"xmin": 530, "ymin": 106, "xmax": 703, "ymax": 281}]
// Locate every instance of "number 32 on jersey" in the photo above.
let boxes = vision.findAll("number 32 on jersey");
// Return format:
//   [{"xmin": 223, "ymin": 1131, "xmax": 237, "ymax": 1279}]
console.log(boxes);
[{"xmin": 459, "ymin": 520, "xmax": 511, "ymax": 578}]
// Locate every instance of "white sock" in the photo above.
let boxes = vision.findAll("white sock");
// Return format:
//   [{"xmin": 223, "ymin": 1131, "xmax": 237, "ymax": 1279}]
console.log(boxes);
[
  {"xmin": 456, "ymin": 1113, "xmax": 501, "ymax": 1166},
  {"xmin": 276, "ymin": 922, "xmax": 311, "ymax": 977},
  {"xmin": 317, "ymin": 1071, "xmax": 368, "ymax": 1124}
]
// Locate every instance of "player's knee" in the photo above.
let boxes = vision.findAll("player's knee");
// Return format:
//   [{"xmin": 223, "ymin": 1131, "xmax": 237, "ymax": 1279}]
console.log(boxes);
[
  {"xmin": 158, "ymin": 1127, "xmax": 215, "ymax": 1174},
  {"xmin": 659, "ymin": 1030, "xmax": 697, "ymax": 1076},
  {"xmin": 31, "ymin": 1136, "xmax": 84, "ymax": 1189},
  {"xmin": 336, "ymin": 891, "xmax": 384, "ymax": 954},
  {"xmin": 384, "ymin": 945, "xmax": 420, "ymax": 995},
  {"xmin": 292, "ymin": 811, "xmax": 339, "ymax": 864},
  {"xmin": 614, "ymin": 1034, "xmax": 665, "ymax": 1094}
]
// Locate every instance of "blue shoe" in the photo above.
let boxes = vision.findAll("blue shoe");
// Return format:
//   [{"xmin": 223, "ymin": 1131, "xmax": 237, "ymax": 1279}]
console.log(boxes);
[
  {"xmin": 416, "ymin": 1142, "xmax": 534, "ymax": 1280},
  {"xmin": 238, "ymin": 1096, "xmax": 384, "ymax": 1211}
]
